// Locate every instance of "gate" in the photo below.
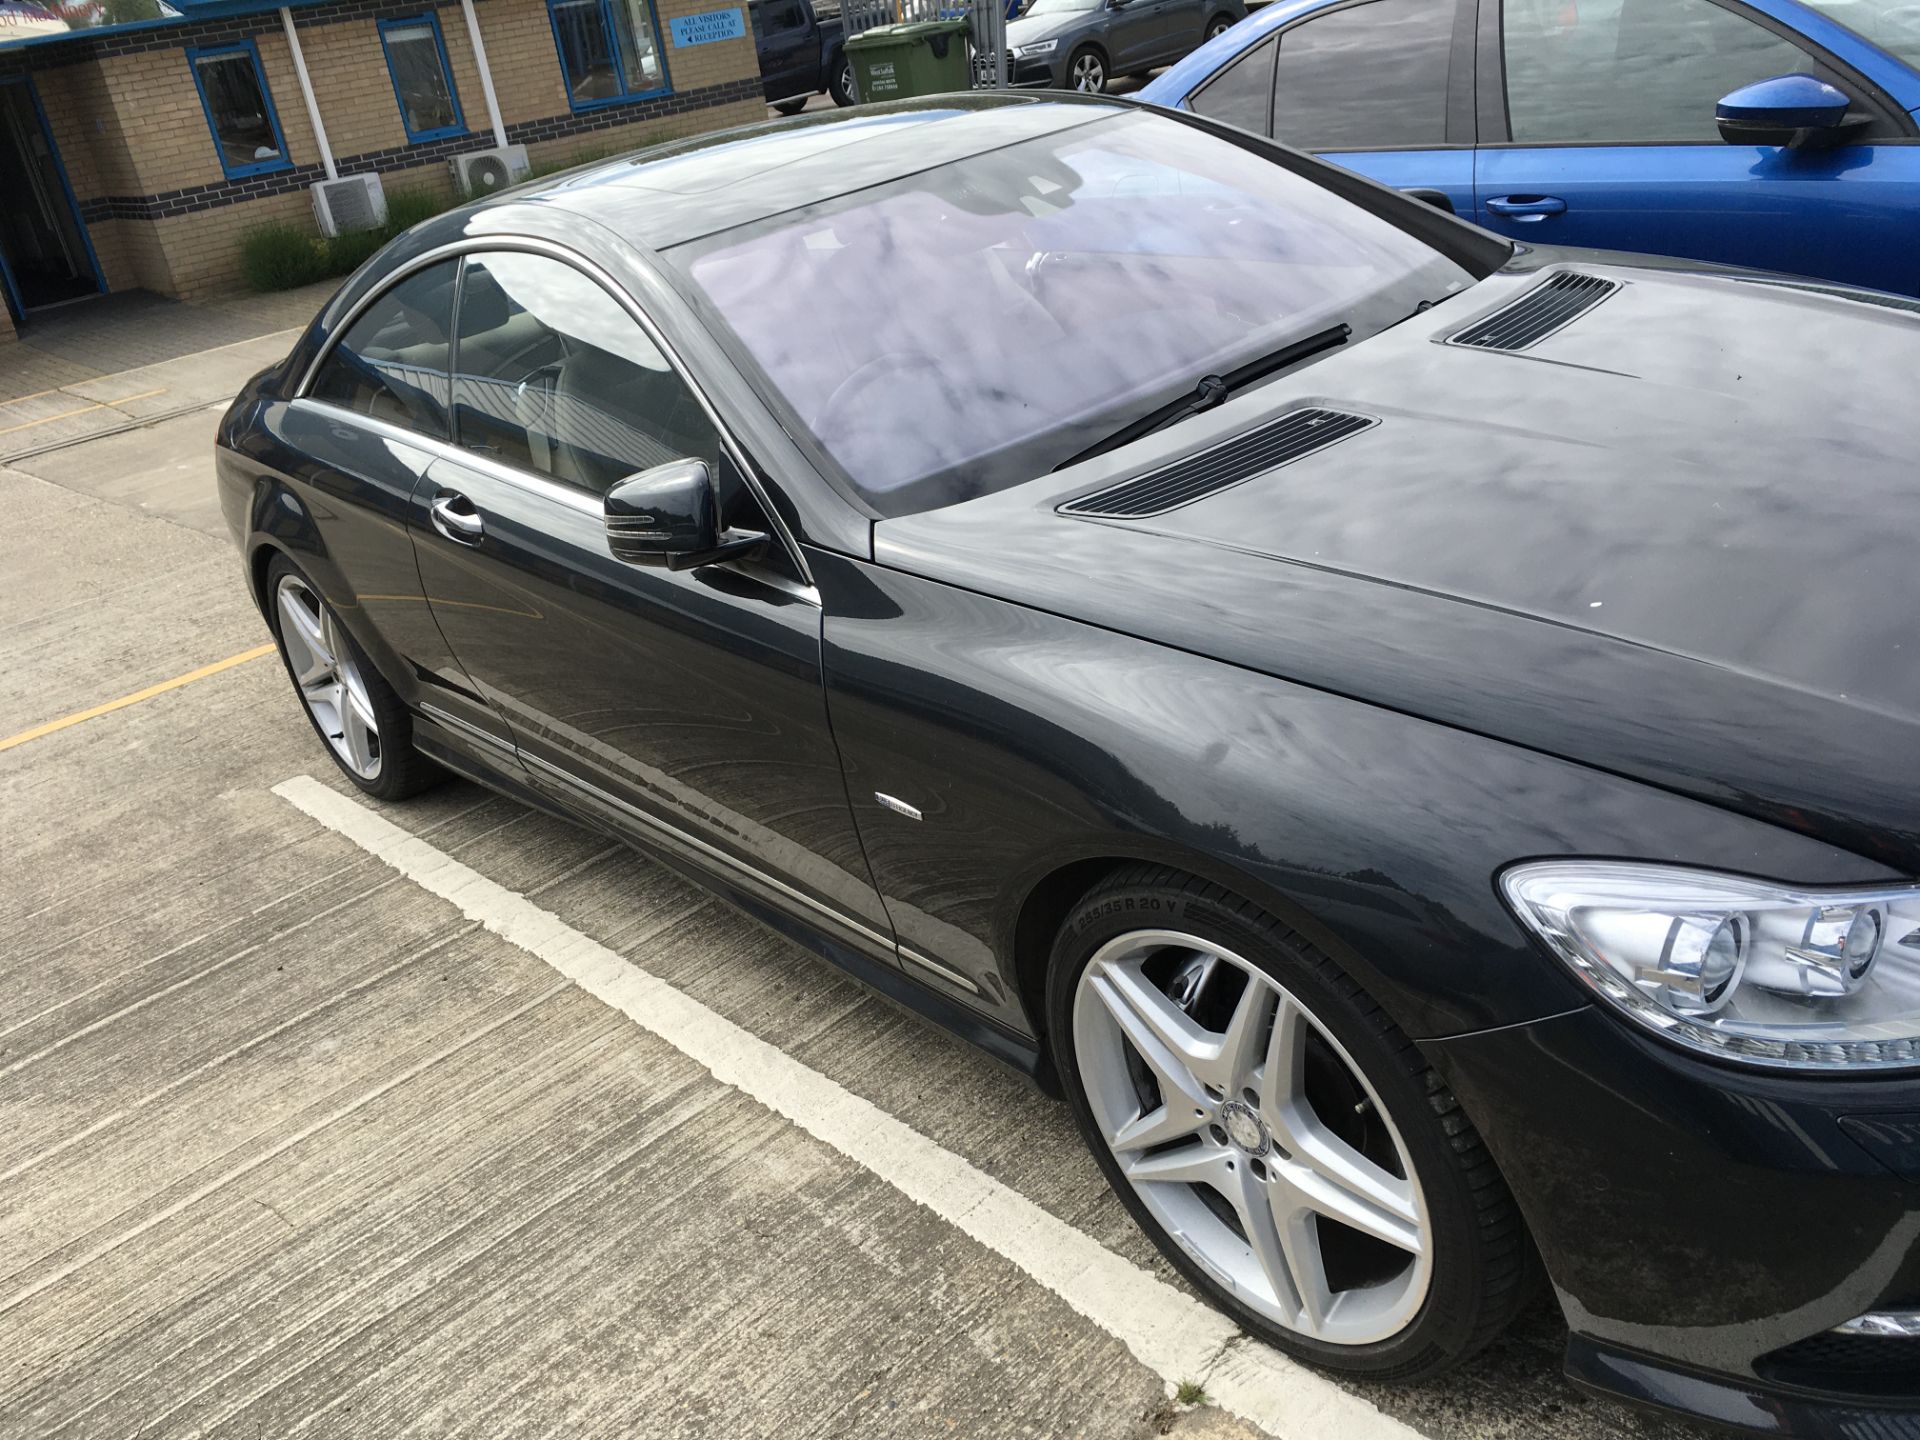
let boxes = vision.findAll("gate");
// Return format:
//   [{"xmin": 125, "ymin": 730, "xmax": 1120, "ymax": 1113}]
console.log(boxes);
[{"xmin": 839, "ymin": 0, "xmax": 1009, "ymax": 95}]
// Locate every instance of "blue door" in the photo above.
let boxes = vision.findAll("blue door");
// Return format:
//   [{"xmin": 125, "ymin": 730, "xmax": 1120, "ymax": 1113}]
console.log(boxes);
[
  {"xmin": 1476, "ymin": 0, "xmax": 1920, "ymax": 296},
  {"xmin": 1184, "ymin": 0, "xmax": 1478, "ymax": 217}
]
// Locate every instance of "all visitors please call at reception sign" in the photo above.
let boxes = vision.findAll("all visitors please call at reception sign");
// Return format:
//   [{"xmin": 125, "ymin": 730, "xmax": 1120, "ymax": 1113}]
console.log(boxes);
[{"xmin": 670, "ymin": 7, "xmax": 745, "ymax": 45}]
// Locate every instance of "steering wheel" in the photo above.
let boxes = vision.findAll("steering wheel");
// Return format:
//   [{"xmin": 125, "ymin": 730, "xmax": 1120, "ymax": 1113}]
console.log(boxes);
[{"xmin": 817, "ymin": 352, "xmax": 946, "ymax": 437}]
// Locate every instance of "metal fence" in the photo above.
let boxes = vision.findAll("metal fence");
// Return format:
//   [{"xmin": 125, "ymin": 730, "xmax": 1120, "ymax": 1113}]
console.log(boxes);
[{"xmin": 841, "ymin": 0, "xmax": 1008, "ymax": 94}]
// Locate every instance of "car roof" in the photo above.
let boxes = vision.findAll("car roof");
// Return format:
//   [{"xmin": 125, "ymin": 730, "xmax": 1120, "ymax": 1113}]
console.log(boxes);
[{"xmin": 509, "ymin": 92, "xmax": 1133, "ymax": 250}]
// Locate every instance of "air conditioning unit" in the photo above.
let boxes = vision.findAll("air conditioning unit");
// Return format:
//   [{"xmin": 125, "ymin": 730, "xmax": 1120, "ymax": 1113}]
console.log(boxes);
[
  {"xmin": 450, "ymin": 145, "xmax": 531, "ymax": 198},
  {"xmin": 311, "ymin": 174, "xmax": 387, "ymax": 237}
]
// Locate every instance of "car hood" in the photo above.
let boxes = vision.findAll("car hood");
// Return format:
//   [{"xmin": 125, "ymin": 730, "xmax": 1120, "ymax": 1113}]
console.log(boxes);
[
  {"xmin": 872, "ymin": 253, "xmax": 1920, "ymax": 873},
  {"xmin": 1006, "ymin": 11, "xmax": 1088, "ymax": 44}
]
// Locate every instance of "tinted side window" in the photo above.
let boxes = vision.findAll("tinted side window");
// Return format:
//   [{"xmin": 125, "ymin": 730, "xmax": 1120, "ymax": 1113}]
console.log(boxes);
[
  {"xmin": 310, "ymin": 261, "xmax": 457, "ymax": 438},
  {"xmin": 1192, "ymin": 35, "xmax": 1276, "ymax": 135},
  {"xmin": 453, "ymin": 252, "xmax": 720, "ymax": 494},
  {"xmin": 1503, "ymin": 0, "xmax": 1813, "ymax": 143},
  {"xmin": 1270, "ymin": 0, "xmax": 1453, "ymax": 150}
]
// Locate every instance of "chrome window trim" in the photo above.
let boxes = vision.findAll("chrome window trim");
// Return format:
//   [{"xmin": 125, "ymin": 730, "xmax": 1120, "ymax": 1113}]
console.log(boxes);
[
  {"xmin": 518, "ymin": 749, "xmax": 897, "ymax": 955},
  {"xmin": 295, "ymin": 235, "xmax": 815, "ymax": 588}
]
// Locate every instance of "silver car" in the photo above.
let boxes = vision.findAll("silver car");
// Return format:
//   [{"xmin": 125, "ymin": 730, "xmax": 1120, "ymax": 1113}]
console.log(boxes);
[{"xmin": 999, "ymin": 0, "xmax": 1247, "ymax": 92}]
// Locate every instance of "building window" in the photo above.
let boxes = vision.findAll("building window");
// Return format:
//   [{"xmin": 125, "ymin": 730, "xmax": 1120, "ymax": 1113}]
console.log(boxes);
[
  {"xmin": 548, "ymin": 0, "xmax": 670, "ymax": 109},
  {"xmin": 379, "ymin": 14, "xmax": 467, "ymax": 142},
  {"xmin": 186, "ymin": 41, "xmax": 290, "ymax": 179}
]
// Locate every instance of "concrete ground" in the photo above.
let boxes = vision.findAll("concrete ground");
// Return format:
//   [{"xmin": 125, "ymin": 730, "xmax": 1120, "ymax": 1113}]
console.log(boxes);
[{"xmin": 0, "ymin": 297, "xmax": 1709, "ymax": 1439}]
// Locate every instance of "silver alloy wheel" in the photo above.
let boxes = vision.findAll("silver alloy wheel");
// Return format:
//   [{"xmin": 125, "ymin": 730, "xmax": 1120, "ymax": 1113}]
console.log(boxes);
[
  {"xmin": 1207, "ymin": 17, "xmax": 1231, "ymax": 37},
  {"xmin": 1073, "ymin": 930, "xmax": 1431, "ymax": 1345},
  {"xmin": 1070, "ymin": 52, "xmax": 1105, "ymax": 92},
  {"xmin": 275, "ymin": 574, "xmax": 382, "ymax": 781}
]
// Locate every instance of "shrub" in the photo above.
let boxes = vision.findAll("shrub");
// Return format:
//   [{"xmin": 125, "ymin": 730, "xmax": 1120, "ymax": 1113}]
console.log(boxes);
[
  {"xmin": 322, "ymin": 226, "xmax": 387, "ymax": 277},
  {"xmin": 239, "ymin": 223, "xmax": 330, "ymax": 292},
  {"xmin": 382, "ymin": 185, "xmax": 452, "ymax": 234}
]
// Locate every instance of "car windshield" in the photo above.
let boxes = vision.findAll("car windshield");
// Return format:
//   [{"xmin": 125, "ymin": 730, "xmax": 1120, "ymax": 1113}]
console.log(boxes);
[
  {"xmin": 669, "ymin": 110, "xmax": 1481, "ymax": 517},
  {"xmin": 1794, "ymin": 0, "xmax": 1920, "ymax": 68}
]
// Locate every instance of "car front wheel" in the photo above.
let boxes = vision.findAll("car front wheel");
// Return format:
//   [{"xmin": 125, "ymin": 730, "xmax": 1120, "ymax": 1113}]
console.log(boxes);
[
  {"xmin": 1064, "ymin": 45, "xmax": 1106, "ymax": 93},
  {"xmin": 829, "ymin": 53, "xmax": 855, "ymax": 105},
  {"xmin": 267, "ymin": 552, "xmax": 439, "ymax": 802},
  {"xmin": 1205, "ymin": 13, "xmax": 1234, "ymax": 40},
  {"xmin": 1048, "ymin": 866, "xmax": 1534, "ymax": 1380}
]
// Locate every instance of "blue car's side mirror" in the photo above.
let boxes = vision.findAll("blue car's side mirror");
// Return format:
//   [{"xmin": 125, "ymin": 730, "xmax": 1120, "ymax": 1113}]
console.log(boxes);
[{"xmin": 1717, "ymin": 73, "xmax": 1852, "ymax": 148}]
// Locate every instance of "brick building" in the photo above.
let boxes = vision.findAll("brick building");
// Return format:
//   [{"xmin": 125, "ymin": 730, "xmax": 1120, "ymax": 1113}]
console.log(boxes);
[{"xmin": 0, "ymin": 0, "xmax": 767, "ymax": 340}]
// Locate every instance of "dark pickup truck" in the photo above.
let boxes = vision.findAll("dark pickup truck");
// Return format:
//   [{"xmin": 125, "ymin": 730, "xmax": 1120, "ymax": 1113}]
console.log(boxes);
[{"xmin": 750, "ymin": 0, "xmax": 854, "ymax": 112}]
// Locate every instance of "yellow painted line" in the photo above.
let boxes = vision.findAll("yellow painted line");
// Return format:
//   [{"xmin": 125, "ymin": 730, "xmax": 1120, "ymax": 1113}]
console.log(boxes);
[
  {"xmin": 0, "ymin": 388, "xmax": 167, "ymax": 437},
  {"xmin": 0, "ymin": 643, "xmax": 275, "ymax": 754}
]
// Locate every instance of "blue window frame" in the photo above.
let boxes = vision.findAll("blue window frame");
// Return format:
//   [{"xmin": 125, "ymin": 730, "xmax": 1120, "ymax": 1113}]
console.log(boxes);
[
  {"xmin": 378, "ymin": 12, "xmax": 467, "ymax": 143},
  {"xmin": 186, "ymin": 40, "xmax": 291, "ymax": 179},
  {"xmin": 547, "ymin": 0, "xmax": 671, "ymax": 110}
]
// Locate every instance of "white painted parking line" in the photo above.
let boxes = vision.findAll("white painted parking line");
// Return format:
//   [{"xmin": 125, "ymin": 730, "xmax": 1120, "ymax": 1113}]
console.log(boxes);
[{"xmin": 272, "ymin": 774, "xmax": 1424, "ymax": 1440}]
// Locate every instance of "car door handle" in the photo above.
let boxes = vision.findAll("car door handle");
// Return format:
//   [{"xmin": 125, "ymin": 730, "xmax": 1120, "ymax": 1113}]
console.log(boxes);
[
  {"xmin": 1485, "ymin": 195, "xmax": 1568, "ymax": 221},
  {"xmin": 430, "ymin": 491, "xmax": 484, "ymax": 545}
]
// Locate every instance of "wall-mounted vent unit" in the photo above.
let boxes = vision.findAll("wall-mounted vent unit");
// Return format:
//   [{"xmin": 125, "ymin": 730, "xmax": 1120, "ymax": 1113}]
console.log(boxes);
[
  {"xmin": 311, "ymin": 174, "xmax": 387, "ymax": 238},
  {"xmin": 1059, "ymin": 408, "xmax": 1378, "ymax": 520},
  {"xmin": 451, "ymin": 144, "xmax": 531, "ymax": 198},
  {"xmin": 1445, "ymin": 272, "xmax": 1621, "ymax": 352}
]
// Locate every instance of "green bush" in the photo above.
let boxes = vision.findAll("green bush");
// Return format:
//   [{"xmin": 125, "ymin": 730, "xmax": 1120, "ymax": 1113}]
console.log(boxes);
[
  {"xmin": 322, "ymin": 226, "xmax": 387, "ymax": 276},
  {"xmin": 382, "ymin": 185, "xmax": 452, "ymax": 233},
  {"xmin": 239, "ymin": 223, "xmax": 330, "ymax": 293}
]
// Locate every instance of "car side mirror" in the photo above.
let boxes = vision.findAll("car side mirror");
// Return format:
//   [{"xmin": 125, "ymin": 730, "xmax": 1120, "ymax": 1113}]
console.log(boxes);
[
  {"xmin": 1717, "ymin": 73, "xmax": 1852, "ymax": 148},
  {"xmin": 604, "ymin": 458, "xmax": 767, "ymax": 572}
]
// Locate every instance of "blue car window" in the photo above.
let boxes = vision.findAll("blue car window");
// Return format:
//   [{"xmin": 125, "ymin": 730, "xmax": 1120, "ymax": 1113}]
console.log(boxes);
[
  {"xmin": 1795, "ymin": 0, "xmax": 1920, "ymax": 71},
  {"xmin": 1266, "ymin": 0, "xmax": 1452, "ymax": 150},
  {"xmin": 1503, "ymin": 0, "xmax": 1812, "ymax": 143},
  {"xmin": 1192, "ymin": 34, "xmax": 1277, "ymax": 135}
]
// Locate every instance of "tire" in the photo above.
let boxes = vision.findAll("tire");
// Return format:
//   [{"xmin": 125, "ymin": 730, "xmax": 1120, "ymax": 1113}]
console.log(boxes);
[
  {"xmin": 265, "ymin": 552, "xmax": 441, "ymax": 802},
  {"xmin": 828, "ymin": 51, "xmax": 855, "ymax": 106},
  {"xmin": 1064, "ymin": 45, "xmax": 1106, "ymax": 93},
  {"xmin": 1047, "ymin": 865, "xmax": 1536, "ymax": 1381},
  {"xmin": 772, "ymin": 96, "xmax": 809, "ymax": 116},
  {"xmin": 1205, "ymin": 12, "xmax": 1235, "ymax": 40}
]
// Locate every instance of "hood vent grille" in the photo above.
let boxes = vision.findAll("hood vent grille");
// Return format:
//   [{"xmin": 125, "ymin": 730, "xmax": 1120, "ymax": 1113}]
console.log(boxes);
[
  {"xmin": 1447, "ymin": 272, "xmax": 1619, "ymax": 352},
  {"xmin": 1059, "ymin": 407, "xmax": 1377, "ymax": 520}
]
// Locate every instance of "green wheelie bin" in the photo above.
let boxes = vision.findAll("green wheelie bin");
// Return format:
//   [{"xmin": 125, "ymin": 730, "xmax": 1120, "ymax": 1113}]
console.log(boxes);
[{"xmin": 845, "ymin": 19, "xmax": 971, "ymax": 102}]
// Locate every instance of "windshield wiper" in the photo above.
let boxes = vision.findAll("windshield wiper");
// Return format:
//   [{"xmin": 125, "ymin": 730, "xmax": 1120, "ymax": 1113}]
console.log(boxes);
[{"xmin": 1055, "ymin": 323, "xmax": 1352, "ymax": 472}]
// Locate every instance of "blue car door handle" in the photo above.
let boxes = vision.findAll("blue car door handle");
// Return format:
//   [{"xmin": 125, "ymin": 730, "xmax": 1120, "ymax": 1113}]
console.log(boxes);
[{"xmin": 1486, "ymin": 195, "xmax": 1568, "ymax": 221}]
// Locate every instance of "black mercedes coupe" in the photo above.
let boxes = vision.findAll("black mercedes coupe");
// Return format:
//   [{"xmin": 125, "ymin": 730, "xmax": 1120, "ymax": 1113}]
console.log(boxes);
[{"xmin": 216, "ymin": 93, "xmax": 1920, "ymax": 1436}]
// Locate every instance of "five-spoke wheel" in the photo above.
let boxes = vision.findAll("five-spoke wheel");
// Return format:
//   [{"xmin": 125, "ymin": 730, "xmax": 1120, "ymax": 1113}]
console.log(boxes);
[
  {"xmin": 1075, "ymin": 930, "xmax": 1429, "ymax": 1344},
  {"xmin": 1051, "ymin": 870, "xmax": 1534, "ymax": 1380},
  {"xmin": 265, "ymin": 553, "xmax": 439, "ymax": 801}
]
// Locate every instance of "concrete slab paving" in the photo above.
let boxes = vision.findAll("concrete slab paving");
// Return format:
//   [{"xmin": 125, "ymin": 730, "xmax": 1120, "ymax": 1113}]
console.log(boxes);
[{"xmin": 0, "ymin": 335, "xmax": 1714, "ymax": 1440}]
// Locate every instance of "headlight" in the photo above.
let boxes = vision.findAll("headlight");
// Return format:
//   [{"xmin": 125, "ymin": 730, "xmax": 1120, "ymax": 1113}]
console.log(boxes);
[
  {"xmin": 1015, "ymin": 39, "xmax": 1057, "ymax": 55},
  {"xmin": 1502, "ymin": 861, "xmax": 1920, "ymax": 1071}
]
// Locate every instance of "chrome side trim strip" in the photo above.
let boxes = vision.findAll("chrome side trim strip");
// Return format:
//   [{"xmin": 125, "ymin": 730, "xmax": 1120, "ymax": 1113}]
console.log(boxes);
[
  {"xmin": 518, "ymin": 749, "xmax": 895, "ymax": 953},
  {"xmin": 901, "ymin": 947, "xmax": 981, "ymax": 995},
  {"xmin": 1832, "ymin": 1311, "xmax": 1920, "ymax": 1338},
  {"xmin": 417, "ymin": 701, "xmax": 518, "ymax": 756},
  {"xmin": 874, "ymin": 792, "xmax": 922, "ymax": 821},
  {"xmin": 292, "ymin": 233, "xmax": 814, "ymax": 589}
]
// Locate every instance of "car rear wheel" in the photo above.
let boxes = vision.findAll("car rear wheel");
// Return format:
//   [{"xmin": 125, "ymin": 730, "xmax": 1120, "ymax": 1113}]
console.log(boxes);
[
  {"xmin": 772, "ymin": 96, "xmax": 809, "ymax": 115},
  {"xmin": 1048, "ymin": 866, "xmax": 1535, "ymax": 1380},
  {"xmin": 829, "ymin": 52, "xmax": 854, "ymax": 105},
  {"xmin": 1205, "ymin": 13, "xmax": 1234, "ymax": 39},
  {"xmin": 1065, "ymin": 45, "xmax": 1106, "ymax": 93},
  {"xmin": 267, "ymin": 553, "xmax": 439, "ymax": 802}
]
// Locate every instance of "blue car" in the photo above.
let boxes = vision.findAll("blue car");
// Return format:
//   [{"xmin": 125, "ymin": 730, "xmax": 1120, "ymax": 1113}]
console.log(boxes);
[{"xmin": 1140, "ymin": 0, "xmax": 1920, "ymax": 295}]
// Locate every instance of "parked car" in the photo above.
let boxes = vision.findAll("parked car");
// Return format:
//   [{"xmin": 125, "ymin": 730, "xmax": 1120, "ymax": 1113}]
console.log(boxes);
[
  {"xmin": 751, "ymin": 0, "xmax": 853, "ymax": 112},
  {"xmin": 1140, "ymin": 0, "xmax": 1920, "ymax": 296},
  {"xmin": 220, "ymin": 95, "xmax": 1920, "ymax": 1437},
  {"xmin": 1003, "ymin": 0, "xmax": 1246, "ymax": 92}
]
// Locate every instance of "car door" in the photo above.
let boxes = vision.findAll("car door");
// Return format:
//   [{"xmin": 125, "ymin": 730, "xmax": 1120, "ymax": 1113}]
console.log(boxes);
[
  {"xmin": 1477, "ymin": 0, "xmax": 1920, "ymax": 295},
  {"xmin": 1107, "ymin": 0, "xmax": 1170, "ymax": 74},
  {"xmin": 281, "ymin": 259, "xmax": 506, "ymax": 745},
  {"xmin": 410, "ymin": 247, "xmax": 897, "ymax": 958},
  {"xmin": 750, "ymin": 0, "xmax": 815, "ymax": 100},
  {"xmin": 1187, "ymin": 0, "xmax": 1476, "ymax": 216}
]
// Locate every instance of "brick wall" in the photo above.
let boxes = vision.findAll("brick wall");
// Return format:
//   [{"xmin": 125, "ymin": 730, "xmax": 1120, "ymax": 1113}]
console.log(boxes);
[{"xmin": 3, "ymin": 0, "xmax": 766, "ymax": 308}]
